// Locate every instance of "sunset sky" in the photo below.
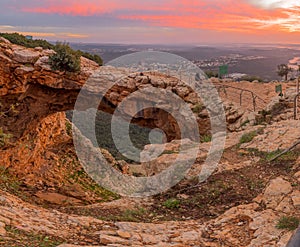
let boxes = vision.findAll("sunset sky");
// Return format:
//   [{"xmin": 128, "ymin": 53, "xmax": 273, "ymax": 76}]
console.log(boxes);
[{"xmin": 1, "ymin": 0, "xmax": 300, "ymax": 44}]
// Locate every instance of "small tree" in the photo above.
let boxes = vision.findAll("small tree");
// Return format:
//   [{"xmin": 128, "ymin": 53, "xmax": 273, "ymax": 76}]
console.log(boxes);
[
  {"xmin": 277, "ymin": 64, "xmax": 291, "ymax": 81},
  {"xmin": 49, "ymin": 43, "xmax": 81, "ymax": 73},
  {"xmin": 205, "ymin": 70, "xmax": 218, "ymax": 78}
]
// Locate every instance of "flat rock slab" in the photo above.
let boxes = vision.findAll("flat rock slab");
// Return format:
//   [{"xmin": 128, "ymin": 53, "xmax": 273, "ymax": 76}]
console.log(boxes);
[{"xmin": 12, "ymin": 49, "xmax": 40, "ymax": 63}]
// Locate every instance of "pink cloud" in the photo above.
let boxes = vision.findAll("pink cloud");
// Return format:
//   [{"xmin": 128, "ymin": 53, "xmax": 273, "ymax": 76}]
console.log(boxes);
[{"xmin": 19, "ymin": 0, "xmax": 300, "ymax": 33}]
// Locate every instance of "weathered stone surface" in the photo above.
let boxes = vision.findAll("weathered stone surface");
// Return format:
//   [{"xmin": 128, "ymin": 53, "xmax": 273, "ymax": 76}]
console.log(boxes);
[
  {"xmin": 34, "ymin": 56, "xmax": 52, "ymax": 70},
  {"xmin": 294, "ymin": 171, "xmax": 300, "ymax": 182},
  {"xmin": 262, "ymin": 177, "xmax": 292, "ymax": 209},
  {"xmin": 117, "ymin": 230, "xmax": 131, "ymax": 239},
  {"xmin": 291, "ymin": 190, "xmax": 300, "ymax": 208},
  {"xmin": 275, "ymin": 197, "xmax": 293, "ymax": 213},
  {"xmin": 12, "ymin": 49, "xmax": 40, "ymax": 63},
  {"xmin": 140, "ymin": 139, "xmax": 203, "ymax": 176},
  {"xmin": 241, "ymin": 120, "xmax": 300, "ymax": 152},
  {"xmin": 0, "ymin": 174, "xmax": 297, "ymax": 246},
  {"xmin": 100, "ymin": 234, "xmax": 129, "ymax": 245},
  {"xmin": 15, "ymin": 65, "xmax": 35, "ymax": 75},
  {"xmin": 0, "ymin": 221, "xmax": 6, "ymax": 236}
]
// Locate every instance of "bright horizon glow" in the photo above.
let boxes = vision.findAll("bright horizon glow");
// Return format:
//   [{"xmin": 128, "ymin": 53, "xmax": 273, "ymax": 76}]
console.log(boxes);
[
  {"xmin": 1, "ymin": 0, "xmax": 300, "ymax": 44},
  {"xmin": 249, "ymin": 0, "xmax": 300, "ymax": 9}
]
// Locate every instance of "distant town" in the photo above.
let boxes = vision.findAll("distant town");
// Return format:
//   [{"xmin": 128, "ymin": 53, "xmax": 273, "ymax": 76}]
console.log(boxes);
[
  {"xmin": 71, "ymin": 43, "xmax": 300, "ymax": 81},
  {"xmin": 193, "ymin": 54, "xmax": 265, "ymax": 70}
]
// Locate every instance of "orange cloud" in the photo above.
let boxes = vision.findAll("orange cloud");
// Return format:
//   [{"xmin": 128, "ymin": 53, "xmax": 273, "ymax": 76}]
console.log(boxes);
[
  {"xmin": 119, "ymin": 1, "xmax": 290, "ymax": 33},
  {"xmin": 248, "ymin": 6, "xmax": 300, "ymax": 33},
  {"xmin": 20, "ymin": 0, "xmax": 300, "ymax": 34},
  {"xmin": 20, "ymin": 32, "xmax": 56, "ymax": 37},
  {"xmin": 0, "ymin": 26, "xmax": 88, "ymax": 40}
]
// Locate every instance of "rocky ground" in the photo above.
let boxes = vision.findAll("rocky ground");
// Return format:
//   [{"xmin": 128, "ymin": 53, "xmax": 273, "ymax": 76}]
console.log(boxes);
[
  {"xmin": 1, "ymin": 37, "xmax": 300, "ymax": 246},
  {"xmin": 1, "ymin": 126, "xmax": 300, "ymax": 246}
]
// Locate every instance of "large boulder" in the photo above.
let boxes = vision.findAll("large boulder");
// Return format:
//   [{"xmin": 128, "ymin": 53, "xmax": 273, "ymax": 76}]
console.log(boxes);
[{"xmin": 12, "ymin": 49, "xmax": 40, "ymax": 63}]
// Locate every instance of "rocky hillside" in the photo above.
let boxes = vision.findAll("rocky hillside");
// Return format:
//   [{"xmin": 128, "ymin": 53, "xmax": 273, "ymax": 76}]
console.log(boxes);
[{"xmin": 1, "ymin": 38, "xmax": 300, "ymax": 246}]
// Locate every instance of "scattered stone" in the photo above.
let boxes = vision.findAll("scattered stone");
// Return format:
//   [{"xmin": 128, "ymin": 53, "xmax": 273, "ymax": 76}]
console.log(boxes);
[
  {"xmin": 15, "ymin": 65, "xmax": 35, "ymax": 75},
  {"xmin": 35, "ymin": 192, "xmax": 83, "ymax": 205},
  {"xmin": 177, "ymin": 194, "xmax": 190, "ymax": 200},
  {"xmin": 117, "ymin": 230, "xmax": 131, "ymax": 239}
]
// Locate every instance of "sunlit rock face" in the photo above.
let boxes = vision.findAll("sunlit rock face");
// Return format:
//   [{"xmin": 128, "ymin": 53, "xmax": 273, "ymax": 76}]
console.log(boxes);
[{"xmin": 0, "ymin": 41, "xmax": 215, "ymax": 142}]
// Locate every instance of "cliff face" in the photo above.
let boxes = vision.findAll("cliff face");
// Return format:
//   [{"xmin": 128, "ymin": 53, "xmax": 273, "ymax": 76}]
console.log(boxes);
[
  {"xmin": 0, "ymin": 38, "xmax": 99, "ymax": 140},
  {"xmin": 0, "ymin": 112, "xmax": 68, "ymax": 185},
  {"xmin": 0, "ymin": 38, "xmax": 100, "ymax": 186}
]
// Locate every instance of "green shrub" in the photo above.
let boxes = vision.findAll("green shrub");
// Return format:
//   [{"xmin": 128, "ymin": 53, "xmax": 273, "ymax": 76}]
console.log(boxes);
[
  {"xmin": 0, "ymin": 166, "xmax": 21, "ymax": 194},
  {"xmin": 201, "ymin": 134, "xmax": 212, "ymax": 143},
  {"xmin": 276, "ymin": 216, "xmax": 299, "ymax": 231},
  {"xmin": 49, "ymin": 43, "xmax": 81, "ymax": 72},
  {"xmin": 65, "ymin": 120, "xmax": 72, "ymax": 136},
  {"xmin": 239, "ymin": 131, "xmax": 258, "ymax": 144},
  {"xmin": 163, "ymin": 198, "xmax": 180, "ymax": 209},
  {"xmin": 205, "ymin": 70, "xmax": 218, "ymax": 78},
  {"xmin": 192, "ymin": 103, "xmax": 204, "ymax": 114},
  {"xmin": 240, "ymin": 75, "xmax": 263, "ymax": 82},
  {"xmin": 265, "ymin": 150, "xmax": 298, "ymax": 162},
  {"xmin": 0, "ymin": 32, "xmax": 54, "ymax": 49},
  {"xmin": 240, "ymin": 119, "xmax": 250, "ymax": 127},
  {"xmin": 0, "ymin": 32, "xmax": 103, "ymax": 67}
]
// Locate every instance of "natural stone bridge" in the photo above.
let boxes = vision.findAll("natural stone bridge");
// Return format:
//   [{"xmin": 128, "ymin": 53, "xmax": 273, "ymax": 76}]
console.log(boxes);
[{"xmin": 0, "ymin": 39, "xmax": 213, "ymax": 143}]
